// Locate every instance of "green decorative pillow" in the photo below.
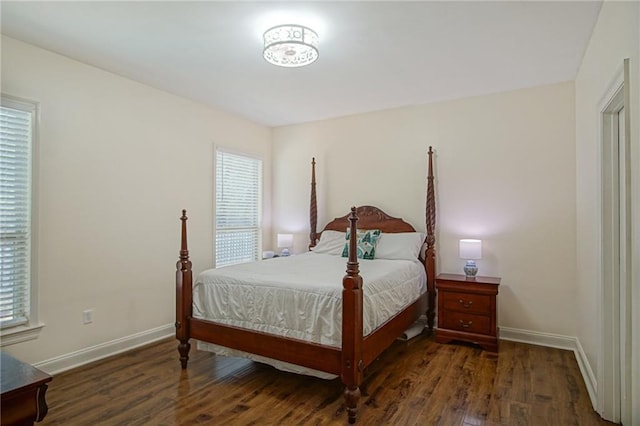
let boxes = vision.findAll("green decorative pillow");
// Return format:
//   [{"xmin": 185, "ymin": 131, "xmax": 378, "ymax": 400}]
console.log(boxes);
[{"xmin": 341, "ymin": 228, "xmax": 382, "ymax": 260}]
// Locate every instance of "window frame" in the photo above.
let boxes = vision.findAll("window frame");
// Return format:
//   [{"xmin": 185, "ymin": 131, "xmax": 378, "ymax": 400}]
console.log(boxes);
[
  {"xmin": 214, "ymin": 147, "xmax": 263, "ymax": 268},
  {"xmin": 0, "ymin": 94, "xmax": 43, "ymax": 346}
]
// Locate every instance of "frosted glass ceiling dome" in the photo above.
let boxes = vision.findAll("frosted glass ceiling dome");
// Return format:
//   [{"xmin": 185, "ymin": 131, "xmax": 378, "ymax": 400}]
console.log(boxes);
[{"xmin": 263, "ymin": 24, "xmax": 319, "ymax": 68}]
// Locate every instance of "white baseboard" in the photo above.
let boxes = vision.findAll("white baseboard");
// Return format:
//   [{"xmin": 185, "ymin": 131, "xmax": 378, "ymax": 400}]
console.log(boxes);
[
  {"xmin": 31, "ymin": 323, "xmax": 600, "ymax": 412},
  {"xmin": 574, "ymin": 337, "xmax": 598, "ymax": 409},
  {"xmin": 500, "ymin": 327, "xmax": 597, "ymax": 409},
  {"xmin": 34, "ymin": 323, "xmax": 174, "ymax": 375},
  {"xmin": 500, "ymin": 326, "xmax": 576, "ymax": 350}
]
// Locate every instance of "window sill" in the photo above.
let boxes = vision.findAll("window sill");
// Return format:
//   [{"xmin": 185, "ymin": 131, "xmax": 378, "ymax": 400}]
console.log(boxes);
[{"xmin": 0, "ymin": 322, "xmax": 45, "ymax": 347}]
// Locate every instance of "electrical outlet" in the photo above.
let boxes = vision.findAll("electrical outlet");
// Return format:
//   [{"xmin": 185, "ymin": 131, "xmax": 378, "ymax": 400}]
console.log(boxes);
[{"xmin": 82, "ymin": 309, "xmax": 93, "ymax": 324}]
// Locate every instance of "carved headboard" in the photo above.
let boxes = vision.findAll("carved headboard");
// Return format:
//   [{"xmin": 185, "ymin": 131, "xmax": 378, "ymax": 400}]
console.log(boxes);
[{"xmin": 321, "ymin": 206, "xmax": 416, "ymax": 234}]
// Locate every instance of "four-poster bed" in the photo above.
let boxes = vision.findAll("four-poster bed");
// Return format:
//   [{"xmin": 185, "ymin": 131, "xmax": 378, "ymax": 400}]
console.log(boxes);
[{"xmin": 175, "ymin": 147, "xmax": 437, "ymax": 423}]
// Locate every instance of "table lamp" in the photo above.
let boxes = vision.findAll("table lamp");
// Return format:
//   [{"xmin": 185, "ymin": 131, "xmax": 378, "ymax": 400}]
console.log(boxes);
[
  {"xmin": 459, "ymin": 239, "xmax": 482, "ymax": 278},
  {"xmin": 277, "ymin": 233, "xmax": 294, "ymax": 256}
]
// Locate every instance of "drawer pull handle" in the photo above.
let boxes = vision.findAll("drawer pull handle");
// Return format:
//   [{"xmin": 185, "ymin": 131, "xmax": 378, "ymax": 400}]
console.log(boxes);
[
  {"xmin": 458, "ymin": 299, "xmax": 473, "ymax": 308},
  {"xmin": 459, "ymin": 320, "xmax": 472, "ymax": 329}
]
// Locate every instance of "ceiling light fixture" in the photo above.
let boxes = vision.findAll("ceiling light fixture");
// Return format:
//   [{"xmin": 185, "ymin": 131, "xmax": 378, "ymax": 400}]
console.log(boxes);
[{"xmin": 263, "ymin": 24, "xmax": 319, "ymax": 68}]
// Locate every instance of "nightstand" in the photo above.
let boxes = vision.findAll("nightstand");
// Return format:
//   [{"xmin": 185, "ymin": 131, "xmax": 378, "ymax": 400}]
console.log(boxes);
[
  {"xmin": 1, "ymin": 352, "xmax": 52, "ymax": 425},
  {"xmin": 435, "ymin": 273, "xmax": 501, "ymax": 352}
]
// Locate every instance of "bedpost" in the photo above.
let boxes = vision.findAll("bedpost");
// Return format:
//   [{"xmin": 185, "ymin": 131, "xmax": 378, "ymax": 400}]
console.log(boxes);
[
  {"xmin": 176, "ymin": 209, "xmax": 193, "ymax": 369},
  {"xmin": 341, "ymin": 207, "xmax": 363, "ymax": 424},
  {"xmin": 425, "ymin": 147, "xmax": 437, "ymax": 331},
  {"xmin": 309, "ymin": 157, "xmax": 318, "ymax": 250}
]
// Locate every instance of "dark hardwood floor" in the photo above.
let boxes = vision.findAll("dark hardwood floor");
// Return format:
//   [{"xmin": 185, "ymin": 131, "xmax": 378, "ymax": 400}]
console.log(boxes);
[{"xmin": 40, "ymin": 334, "xmax": 613, "ymax": 425}]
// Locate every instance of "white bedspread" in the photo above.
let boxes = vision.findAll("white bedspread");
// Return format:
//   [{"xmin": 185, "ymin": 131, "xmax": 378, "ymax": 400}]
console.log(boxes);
[{"xmin": 193, "ymin": 252, "xmax": 426, "ymax": 378}]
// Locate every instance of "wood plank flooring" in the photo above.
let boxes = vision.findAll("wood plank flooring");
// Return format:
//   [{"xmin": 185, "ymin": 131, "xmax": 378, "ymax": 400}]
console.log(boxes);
[{"xmin": 40, "ymin": 334, "xmax": 613, "ymax": 425}]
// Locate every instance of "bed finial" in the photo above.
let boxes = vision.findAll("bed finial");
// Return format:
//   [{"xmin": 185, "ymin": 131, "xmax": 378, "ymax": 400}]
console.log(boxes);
[
  {"xmin": 347, "ymin": 206, "xmax": 359, "ymax": 271},
  {"xmin": 426, "ymin": 148, "xmax": 435, "ymax": 246},
  {"xmin": 309, "ymin": 157, "xmax": 318, "ymax": 250},
  {"xmin": 179, "ymin": 209, "xmax": 190, "ymax": 265}
]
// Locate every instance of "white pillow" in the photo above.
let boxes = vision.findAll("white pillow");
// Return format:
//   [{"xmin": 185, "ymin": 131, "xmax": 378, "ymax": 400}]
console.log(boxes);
[
  {"xmin": 375, "ymin": 232, "xmax": 425, "ymax": 260},
  {"xmin": 311, "ymin": 230, "xmax": 346, "ymax": 255}
]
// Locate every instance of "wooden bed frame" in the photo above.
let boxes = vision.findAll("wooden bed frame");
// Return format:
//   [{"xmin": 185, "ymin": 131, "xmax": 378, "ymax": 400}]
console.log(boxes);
[{"xmin": 175, "ymin": 147, "xmax": 436, "ymax": 424}]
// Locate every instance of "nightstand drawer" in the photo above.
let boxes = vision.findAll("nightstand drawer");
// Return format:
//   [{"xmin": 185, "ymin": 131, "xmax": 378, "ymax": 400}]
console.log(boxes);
[
  {"xmin": 439, "ymin": 311, "xmax": 491, "ymax": 335},
  {"xmin": 440, "ymin": 291, "xmax": 491, "ymax": 315}
]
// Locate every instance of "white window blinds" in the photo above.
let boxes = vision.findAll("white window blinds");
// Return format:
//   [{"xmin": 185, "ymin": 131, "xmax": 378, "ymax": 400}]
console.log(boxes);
[
  {"xmin": 215, "ymin": 150, "xmax": 262, "ymax": 268},
  {"xmin": 0, "ymin": 101, "xmax": 34, "ymax": 328}
]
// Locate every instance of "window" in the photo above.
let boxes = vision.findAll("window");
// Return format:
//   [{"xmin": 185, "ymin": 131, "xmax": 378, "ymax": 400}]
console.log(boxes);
[
  {"xmin": 1, "ymin": 95, "xmax": 40, "ymax": 340},
  {"xmin": 215, "ymin": 149, "xmax": 262, "ymax": 268}
]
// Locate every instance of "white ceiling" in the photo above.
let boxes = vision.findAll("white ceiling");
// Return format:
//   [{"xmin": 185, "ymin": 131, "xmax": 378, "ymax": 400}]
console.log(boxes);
[{"xmin": 1, "ymin": 1, "xmax": 602, "ymax": 127}]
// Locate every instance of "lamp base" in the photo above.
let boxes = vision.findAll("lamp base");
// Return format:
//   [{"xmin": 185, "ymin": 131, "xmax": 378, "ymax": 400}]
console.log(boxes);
[
  {"xmin": 463, "ymin": 260, "xmax": 478, "ymax": 278},
  {"xmin": 281, "ymin": 248, "xmax": 290, "ymax": 257}
]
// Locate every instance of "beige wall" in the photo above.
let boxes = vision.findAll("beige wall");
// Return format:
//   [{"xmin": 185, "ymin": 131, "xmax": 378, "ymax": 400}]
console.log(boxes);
[
  {"xmin": 575, "ymin": 0, "xmax": 640, "ymax": 421},
  {"xmin": 273, "ymin": 82, "xmax": 577, "ymax": 337},
  {"xmin": 1, "ymin": 36, "xmax": 272, "ymax": 364},
  {"xmin": 4, "ymin": 7, "xmax": 635, "ymax": 412}
]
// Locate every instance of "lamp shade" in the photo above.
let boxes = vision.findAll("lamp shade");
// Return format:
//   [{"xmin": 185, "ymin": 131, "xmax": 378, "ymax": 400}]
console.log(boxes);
[
  {"xmin": 277, "ymin": 233, "xmax": 294, "ymax": 248},
  {"xmin": 459, "ymin": 239, "xmax": 482, "ymax": 260}
]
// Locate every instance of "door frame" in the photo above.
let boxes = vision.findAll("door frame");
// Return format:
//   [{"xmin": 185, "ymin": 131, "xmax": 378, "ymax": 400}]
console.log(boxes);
[{"xmin": 597, "ymin": 59, "xmax": 631, "ymax": 424}]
